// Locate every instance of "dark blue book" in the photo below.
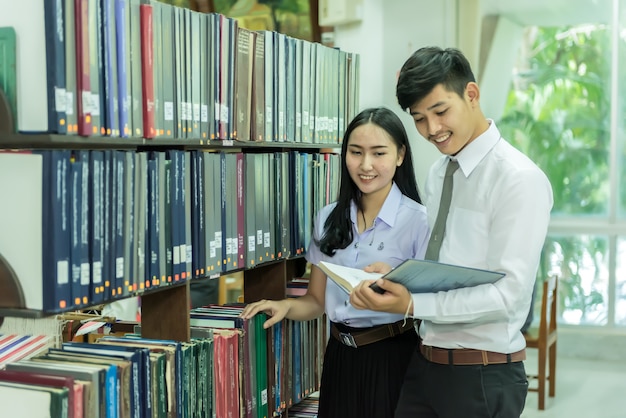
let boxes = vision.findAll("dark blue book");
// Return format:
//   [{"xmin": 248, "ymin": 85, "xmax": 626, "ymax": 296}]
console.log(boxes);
[
  {"xmin": 43, "ymin": 0, "xmax": 67, "ymax": 133},
  {"xmin": 69, "ymin": 151, "xmax": 90, "ymax": 308},
  {"xmin": 38, "ymin": 150, "xmax": 72, "ymax": 311},
  {"xmin": 189, "ymin": 151, "xmax": 201, "ymax": 277},
  {"xmin": 166, "ymin": 150, "xmax": 182, "ymax": 281},
  {"xmin": 113, "ymin": 151, "xmax": 126, "ymax": 297},
  {"xmin": 89, "ymin": 150, "xmax": 105, "ymax": 304},
  {"xmin": 115, "ymin": 0, "xmax": 131, "ymax": 137},
  {"xmin": 122, "ymin": 151, "xmax": 136, "ymax": 296},
  {"xmin": 78, "ymin": 150, "xmax": 92, "ymax": 307},
  {"xmin": 101, "ymin": 150, "xmax": 113, "ymax": 299},
  {"xmin": 147, "ymin": 154, "xmax": 160, "ymax": 287}
]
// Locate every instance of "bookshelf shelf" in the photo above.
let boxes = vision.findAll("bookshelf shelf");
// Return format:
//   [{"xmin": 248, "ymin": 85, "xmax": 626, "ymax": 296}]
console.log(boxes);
[{"xmin": 0, "ymin": 132, "xmax": 342, "ymax": 151}]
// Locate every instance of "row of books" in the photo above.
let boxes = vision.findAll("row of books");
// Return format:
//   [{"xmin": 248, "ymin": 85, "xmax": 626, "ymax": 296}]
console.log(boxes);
[
  {"xmin": 0, "ymin": 310, "xmax": 327, "ymax": 418},
  {"xmin": 0, "ymin": 149, "xmax": 339, "ymax": 313},
  {"xmin": 2, "ymin": 0, "xmax": 360, "ymax": 143},
  {"xmin": 187, "ymin": 304, "xmax": 327, "ymax": 417}
]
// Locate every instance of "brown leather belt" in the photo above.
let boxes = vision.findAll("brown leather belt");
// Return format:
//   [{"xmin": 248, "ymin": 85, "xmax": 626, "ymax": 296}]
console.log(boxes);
[
  {"xmin": 330, "ymin": 319, "xmax": 415, "ymax": 348},
  {"xmin": 419, "ymin": 340, "xmax": 526, "ymax": 365}
]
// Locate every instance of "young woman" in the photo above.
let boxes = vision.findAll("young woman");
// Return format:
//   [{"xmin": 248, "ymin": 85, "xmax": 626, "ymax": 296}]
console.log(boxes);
[{"xmin": 240, "ymin": 107, "xmax": 430, "ymax": 418}]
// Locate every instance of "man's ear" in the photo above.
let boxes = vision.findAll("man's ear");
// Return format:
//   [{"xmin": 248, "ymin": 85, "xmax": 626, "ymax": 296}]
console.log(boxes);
[{"xmin": 466, "ymin": 82, "xmax": 480, "ymax": 103}]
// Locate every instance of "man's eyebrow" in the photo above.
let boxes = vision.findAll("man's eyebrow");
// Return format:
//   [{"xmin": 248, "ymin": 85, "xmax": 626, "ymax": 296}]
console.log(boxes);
[{"xmin": 409, "ymin": 101, "xmax": 446, "ymax": 115}]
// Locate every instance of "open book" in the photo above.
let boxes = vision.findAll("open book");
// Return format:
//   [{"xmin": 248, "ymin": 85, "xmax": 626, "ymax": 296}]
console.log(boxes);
[{"xmin": 318, "ymin": 259, "xmax": 505, "ymax": 294}]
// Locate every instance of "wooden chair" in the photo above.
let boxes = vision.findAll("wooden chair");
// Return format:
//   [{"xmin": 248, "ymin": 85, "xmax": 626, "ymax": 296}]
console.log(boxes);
[{"xmin": 524, "ymin": 275, "xmax": 558, "ymax": 410}]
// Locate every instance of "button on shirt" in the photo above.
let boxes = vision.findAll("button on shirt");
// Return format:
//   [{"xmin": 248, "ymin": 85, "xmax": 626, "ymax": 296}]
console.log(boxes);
[
  {"xmin": 413, "ymin": 120, "xmax": 553, "ymax": 353},
  {"xmin": 306, "ymin": 183, "xmax": 429, "ymax": 328}
]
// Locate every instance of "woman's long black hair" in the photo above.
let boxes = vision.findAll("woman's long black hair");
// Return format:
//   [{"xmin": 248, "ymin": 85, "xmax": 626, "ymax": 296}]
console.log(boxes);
[{"xmin": 317, "ymin": 107, "xmax": 421, "ymax": 256}]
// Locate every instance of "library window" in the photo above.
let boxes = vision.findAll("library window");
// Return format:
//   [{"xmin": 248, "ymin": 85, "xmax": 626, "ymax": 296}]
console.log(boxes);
[{"xmin": 497, "ymin": 13, "xmax": 626, "ymax": 328}]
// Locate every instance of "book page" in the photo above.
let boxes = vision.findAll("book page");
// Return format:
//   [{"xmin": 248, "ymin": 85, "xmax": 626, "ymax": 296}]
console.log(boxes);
[{"xmin": 317, "ymin": 261, "xmax": 382, "ymax": 293}]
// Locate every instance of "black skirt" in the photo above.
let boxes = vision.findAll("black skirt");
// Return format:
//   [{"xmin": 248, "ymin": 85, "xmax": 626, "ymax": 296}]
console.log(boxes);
[{"xmin": 317, "ymin": 321, "xmax": 418, "ymax": 418}]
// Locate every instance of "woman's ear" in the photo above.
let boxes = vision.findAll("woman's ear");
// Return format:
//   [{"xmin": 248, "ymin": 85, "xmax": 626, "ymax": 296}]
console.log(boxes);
[{"xmin": 397, "ymin": 145, "xmax": 406, "ymax": 166}]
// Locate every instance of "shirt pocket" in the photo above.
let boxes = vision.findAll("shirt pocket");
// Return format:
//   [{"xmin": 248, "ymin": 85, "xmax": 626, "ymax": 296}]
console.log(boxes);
[{"xmin": 447, "ymin": 207, "xmax": 489, "ymax": 264}]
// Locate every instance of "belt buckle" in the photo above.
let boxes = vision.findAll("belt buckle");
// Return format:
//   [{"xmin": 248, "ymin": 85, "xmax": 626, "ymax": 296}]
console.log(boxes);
[{"xmin": 339, "ymin": 332, "xmax": 358, "ymax": 348}]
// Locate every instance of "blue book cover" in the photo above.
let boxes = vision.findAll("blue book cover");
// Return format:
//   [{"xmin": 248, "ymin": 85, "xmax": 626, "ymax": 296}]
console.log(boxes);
[
  {"xmin": 122, "ymin": 151, "xmax": 136, "ymax": 295},
  {"xmin": 89, "ymin": 151, "xmax": 105, "ymax": 304},
  {"xmin": 147, "ymin": 155, "xmax": 160, "ymax": 287},
  {"xmin": 113, "ymin": 151, "xmax": 126, "ymax": 297},
  {"xmin": 166, "ymin": 150, "xmax": 182, "ymax": 281},
  {"xmin": 43, "ymin": 0, "xmax": 67, "ymax": 133},
  {"xmin": 101, "ymin": 151, "xmax": 113, "ymax": 299},
  {"xmin": 114, "ymin": 0, "xmax": 130, "ymax": 137},
  {"xmin": 39, "ymin": 150, "xmax": 72, "ymax": 311},
  {"xmin": 78, "ymin": 151, "xmax": 92, "ymax": 307},
  {"xmin": 189, "ymin": 151, "xmax": 201, "ymax": 277},
  {"xmin": 69, "ymin": 151, "xmax": 90, "ymax": 308}
]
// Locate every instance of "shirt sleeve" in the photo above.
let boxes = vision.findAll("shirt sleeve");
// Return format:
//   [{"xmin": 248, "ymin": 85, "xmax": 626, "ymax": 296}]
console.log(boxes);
[{"xmin": 413, "ymin": 166, "xmax": 553, "ymax": 326}]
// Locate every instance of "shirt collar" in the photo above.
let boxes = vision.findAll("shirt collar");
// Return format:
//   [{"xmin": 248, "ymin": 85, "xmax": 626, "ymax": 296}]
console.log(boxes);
[
  {"xmin": 453, "ymin": 119, "xmax": 501, "ymax": 176},
  {"xmin": 350, "ymin": 182, "xmax": 403, "ymax": 228}
]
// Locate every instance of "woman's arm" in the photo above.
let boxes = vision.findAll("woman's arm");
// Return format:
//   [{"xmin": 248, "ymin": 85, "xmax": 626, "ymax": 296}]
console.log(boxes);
[{"xmin": 240, "ymin": 264, "xmax": 327, "ymax": 328}]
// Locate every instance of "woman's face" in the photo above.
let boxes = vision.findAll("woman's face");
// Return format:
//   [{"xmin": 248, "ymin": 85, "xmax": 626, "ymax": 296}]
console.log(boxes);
[{"xmin": 345, "ymin": 123, "xmax": 405, "ymax": 198}]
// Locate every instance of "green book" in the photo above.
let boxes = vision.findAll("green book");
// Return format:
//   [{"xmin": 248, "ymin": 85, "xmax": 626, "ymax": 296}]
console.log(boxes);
[{"xmin": 0, "ymin": 27, "xmax": 17, "ymax": 132}]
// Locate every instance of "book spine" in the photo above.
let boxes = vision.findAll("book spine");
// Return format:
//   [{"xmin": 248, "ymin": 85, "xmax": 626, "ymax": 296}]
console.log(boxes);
[
  {"xmin": 74, "ymin": 0, "xmax": 92, "ymax": 136},
  {"xmin": 44, "ymin": 0, "xmax": 67, "ymax": 134},
  {"xmin": 140, "ymin": 4, "xmax": 155, "ymax": 138}
]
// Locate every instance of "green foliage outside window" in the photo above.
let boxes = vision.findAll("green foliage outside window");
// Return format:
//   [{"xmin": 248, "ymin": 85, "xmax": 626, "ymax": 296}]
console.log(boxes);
[{"xmin": 498, "ymin": 25, "xmax": 617, "ymax": 325}]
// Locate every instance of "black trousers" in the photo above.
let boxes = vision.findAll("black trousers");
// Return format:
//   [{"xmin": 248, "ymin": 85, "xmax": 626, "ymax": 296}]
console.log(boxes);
[{"xmin": 395, "ymin": 346, "xmax": 528, "ymax": 418}]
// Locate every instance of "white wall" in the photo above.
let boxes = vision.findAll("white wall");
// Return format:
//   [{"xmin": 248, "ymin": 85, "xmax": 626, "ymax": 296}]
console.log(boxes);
[{"xmin": 333, "ymin": 0, "xmax": 457, "ymax": 188}]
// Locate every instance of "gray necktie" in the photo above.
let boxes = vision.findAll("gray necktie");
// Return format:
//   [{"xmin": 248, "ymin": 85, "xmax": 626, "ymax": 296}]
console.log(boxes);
[{"xmin": 424, "ymin": 159, "xmax": 459, "ymax": 261}]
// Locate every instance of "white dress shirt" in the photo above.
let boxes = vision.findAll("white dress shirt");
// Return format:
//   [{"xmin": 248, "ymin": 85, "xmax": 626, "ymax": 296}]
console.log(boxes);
[
  {"xmin": 413, "ymin": 120, "xmax": 553, "ymax": 353},
  {"xmin": 306, "ymin": 183, "xmax": 430, "ymax": 328}
]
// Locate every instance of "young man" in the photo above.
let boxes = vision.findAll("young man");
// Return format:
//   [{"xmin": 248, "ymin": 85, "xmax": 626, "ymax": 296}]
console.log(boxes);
[{"xmin": 350, "ymin": 47, "xmax": 553, "ymax": 417}]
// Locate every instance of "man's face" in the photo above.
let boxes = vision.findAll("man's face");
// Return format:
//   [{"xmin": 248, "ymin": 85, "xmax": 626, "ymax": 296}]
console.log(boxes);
[{"xmin": 407, "ymin": 83, "xmax": 480, "ymax": 156}]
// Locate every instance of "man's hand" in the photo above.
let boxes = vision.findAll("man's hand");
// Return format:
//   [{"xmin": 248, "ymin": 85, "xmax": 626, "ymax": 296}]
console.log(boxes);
[{"xmin": 350, "ymin": 278, "xmax": 413, "ymax": 315}]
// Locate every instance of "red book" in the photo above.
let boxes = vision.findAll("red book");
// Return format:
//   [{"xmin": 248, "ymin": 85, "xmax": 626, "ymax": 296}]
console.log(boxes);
[
  {"xmin": 74, "ymin": 0, "xmax": 92, "ymax": 137},
  {"xmin": 140, "ymin": 4, "xmax": 155, "ymax": 139},
  {"xmin": 213, "ymin": 329, "xmax": 240, "ymax": 418}
]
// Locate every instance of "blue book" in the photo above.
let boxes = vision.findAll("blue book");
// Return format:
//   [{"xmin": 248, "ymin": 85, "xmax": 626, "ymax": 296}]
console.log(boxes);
[
  {"xmin": 189, "ymin": 151, "xmax": 201, "ymax": 277},
  {"xmin": 122, "ymin": 151, "xmax": 136, "ymax": 296},
  {"xmin": 115, "ymin": 0, "xmax": 131, "ymax": 137},
  {"xmin": 69, "ymin": 151, "xmax": 90, "ymax": 307},
  {"xmin": 43, "ymin": 0, "xmax": 67, "ymax": 133},
  {"xmin": 89, "ymin": 150, "xmax": 105, "ymax": 304},
  {"xmin": 101, "ymin": 151, "xmax": 113, "ymax": 299},
  {"xmin": 166, "ymin": 150, "xmax": 182, "ymax": 281},
  {"xmin": 78, "ymin": 151, "xmax": 92, "ymax": 307},
  {"xmin": 39, "ymin": 150, "xmax": 72, "ymax": 311},
  {"xmin": 147, "ymin": 154, "xmax": 160, "ymax": 287},
  {"xmin": 112, "ymin": 151, "xmax": 126, "ymax": 297},
  {"xmin": 292, "ymin": 321, "xmax": 302, "ymax": 402}
]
